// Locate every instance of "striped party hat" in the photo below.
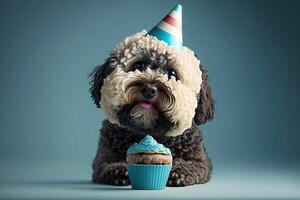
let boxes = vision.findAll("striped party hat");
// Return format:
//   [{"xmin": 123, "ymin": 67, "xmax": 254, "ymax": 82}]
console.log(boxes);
[{"xmin": 148, "ymin": 4, "xmax": 183, "ymax": 51}]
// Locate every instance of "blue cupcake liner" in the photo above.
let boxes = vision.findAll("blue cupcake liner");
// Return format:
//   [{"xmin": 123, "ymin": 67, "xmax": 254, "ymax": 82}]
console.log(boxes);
[{"xmin": 126, "ymin": 164, "xmax": 172, "ymax": 190}]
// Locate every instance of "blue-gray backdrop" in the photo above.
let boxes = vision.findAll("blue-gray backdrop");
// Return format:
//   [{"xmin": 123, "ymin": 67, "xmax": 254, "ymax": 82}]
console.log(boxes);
[{"xmin": 0, "ymin": 0, "xmax": 299, "ymax": 180}]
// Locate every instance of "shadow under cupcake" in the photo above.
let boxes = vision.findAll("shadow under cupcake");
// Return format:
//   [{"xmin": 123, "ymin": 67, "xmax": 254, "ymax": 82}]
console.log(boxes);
[{"xmin": 126, "ymin": 135, "xmax": 172, "ymax": 190}]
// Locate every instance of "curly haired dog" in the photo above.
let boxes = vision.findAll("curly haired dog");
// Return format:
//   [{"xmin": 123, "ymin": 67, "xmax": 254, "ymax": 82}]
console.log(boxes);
[{"xmin": 90, "ymin": 31, "xmax": 214, "ymax": 186}]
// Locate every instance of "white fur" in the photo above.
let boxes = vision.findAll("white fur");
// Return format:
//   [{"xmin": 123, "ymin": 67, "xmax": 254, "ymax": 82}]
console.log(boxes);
[
  {"xmin": 130, "ymin": 104, "xmax": 159, "ymax": 129},
  {"xmin": 100, "ymin": 31, "xmax": 202, "ymax": 136}
]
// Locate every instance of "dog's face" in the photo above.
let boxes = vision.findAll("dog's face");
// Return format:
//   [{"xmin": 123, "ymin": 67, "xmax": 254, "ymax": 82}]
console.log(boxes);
[{"xmin": 90, "ymin": 31, "xmax": 214, "ymax": 136}]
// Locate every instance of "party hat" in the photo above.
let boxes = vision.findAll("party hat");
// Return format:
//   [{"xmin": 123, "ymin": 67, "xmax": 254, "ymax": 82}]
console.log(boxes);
[{"xmin": 148, "ymin": 4, "xmax": 183, "ymax": 51}]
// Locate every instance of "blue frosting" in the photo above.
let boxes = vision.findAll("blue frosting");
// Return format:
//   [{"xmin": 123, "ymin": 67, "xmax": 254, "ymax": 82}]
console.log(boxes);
[{"xmin": 127, "ymin": 135, "xmax": 172, "ymax": 155}]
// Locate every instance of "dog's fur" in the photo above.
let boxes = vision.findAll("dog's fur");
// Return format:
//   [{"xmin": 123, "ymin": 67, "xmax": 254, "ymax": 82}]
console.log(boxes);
[{"xmin": 90, "ymin": 31, "xmax": 214, "ymax": 186}]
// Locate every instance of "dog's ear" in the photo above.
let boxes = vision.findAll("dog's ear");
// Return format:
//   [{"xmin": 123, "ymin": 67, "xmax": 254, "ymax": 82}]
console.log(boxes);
[
  {"xmin": 89, "ymin": 56, "xmax": 116, "ymax": 108},
  {"xmin": 194, "ymin": 64, "xmax": 215, "ymax": 125}
]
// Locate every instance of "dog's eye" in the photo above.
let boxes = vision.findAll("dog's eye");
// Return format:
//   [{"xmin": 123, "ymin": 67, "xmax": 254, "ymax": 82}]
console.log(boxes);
[
  {"xmin": 166, "ymin": 68, "xmax": 178, "ymax": 80},
  {"xmin": 133, "ymin": 62, "xmax": 146, "ymax": 71}
]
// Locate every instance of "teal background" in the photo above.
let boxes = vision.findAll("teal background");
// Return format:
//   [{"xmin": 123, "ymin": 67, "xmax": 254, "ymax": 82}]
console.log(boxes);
[{"xmin": 0, "ymin": 0, "xmax": 299, "ymax": 199}]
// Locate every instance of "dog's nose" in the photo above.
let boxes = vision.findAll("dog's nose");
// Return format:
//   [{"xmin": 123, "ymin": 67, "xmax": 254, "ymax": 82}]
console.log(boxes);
[{"xmin": 141, "ymin": 84, "xmax": 158, "ymax": 99}]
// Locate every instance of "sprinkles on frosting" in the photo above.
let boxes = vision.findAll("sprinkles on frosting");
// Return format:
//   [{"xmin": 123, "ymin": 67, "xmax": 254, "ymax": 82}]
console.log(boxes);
[{"xmin": 127, "ymin": 135, "xmax": 172, "ymax": 155}]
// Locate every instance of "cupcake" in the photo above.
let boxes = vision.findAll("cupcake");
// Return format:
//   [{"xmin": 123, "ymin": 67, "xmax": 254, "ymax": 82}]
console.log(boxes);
[{"xmin": 126, "ymin": 135, "xmax": 172, "ymax": 190}]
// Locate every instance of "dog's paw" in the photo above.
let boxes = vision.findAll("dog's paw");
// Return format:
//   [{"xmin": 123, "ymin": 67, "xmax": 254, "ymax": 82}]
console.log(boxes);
[
  {"xmin": 110, "ymin": 167, "xmax": 130, "ymax": 186},
  {"xmin": 93, "ymin": 163, "xmax": 130, "ymax": 186},
  {"xmin": 167, "ymin": 169, "xmax": 185, "ymax": 187}
]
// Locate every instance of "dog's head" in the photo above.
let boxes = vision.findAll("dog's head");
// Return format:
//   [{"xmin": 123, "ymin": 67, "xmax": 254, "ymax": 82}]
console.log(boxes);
[{"xmin": 90, "ymin": 31, "xmax": 214, "ymax": 136}]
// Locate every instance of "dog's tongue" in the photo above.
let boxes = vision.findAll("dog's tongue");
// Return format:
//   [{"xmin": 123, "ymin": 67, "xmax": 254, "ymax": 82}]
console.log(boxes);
[{"xmin": 139, "ymin": 101, "xmax": 152, "ymax": 109}]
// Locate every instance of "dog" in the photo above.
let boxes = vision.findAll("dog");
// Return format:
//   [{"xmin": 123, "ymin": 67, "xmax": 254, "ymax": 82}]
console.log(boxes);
[{"xmin": 89, "ymin": 30, "xmax": 214, "ymax": 187}]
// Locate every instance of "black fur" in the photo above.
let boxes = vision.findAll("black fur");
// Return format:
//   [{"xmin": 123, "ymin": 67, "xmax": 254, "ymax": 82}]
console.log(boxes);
[
  {"xmin": 92, "ymin": 120, "xmax": 212, "ymax": 186},
  {"xmin": 90, "ymin": 61, "xmax": 215, "ymax": 186},
  {"xmin": 117, "ymin": 104, "xmax": 172, "ymax": 136},
  {"xmin": 194, "ymin": 64, "xmax": 215, "ymax": 125},
  {"xmin": 90, "ymin": 56, "xmax": 116, "ymax": 107}
]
